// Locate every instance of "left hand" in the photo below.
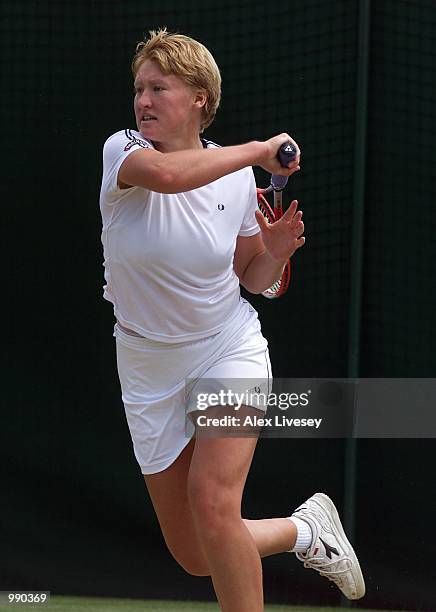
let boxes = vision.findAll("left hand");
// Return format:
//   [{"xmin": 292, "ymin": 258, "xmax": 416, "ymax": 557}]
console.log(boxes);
[{"xmin": 255, "ymin": 200, "xmax": 305, "ymax": 263}]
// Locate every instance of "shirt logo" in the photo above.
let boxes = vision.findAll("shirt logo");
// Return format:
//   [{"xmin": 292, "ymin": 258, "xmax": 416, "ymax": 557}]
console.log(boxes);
[
  {"xmin": 124, "ymin": 138, "xmax": 149, "ymax": 151},
  {"xmin": 218, "ymin": 203, "xmax": 225, "ymax": 211},
  {"xmin": 123, "ymin": 130, "xmax": 151, "ymax": 151}
]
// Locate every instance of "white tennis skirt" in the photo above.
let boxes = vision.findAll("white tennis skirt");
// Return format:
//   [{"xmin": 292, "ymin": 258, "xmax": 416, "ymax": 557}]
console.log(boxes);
[{"xmin": 114, "ymin": 298, "xmax": 272, "ymax": 474}]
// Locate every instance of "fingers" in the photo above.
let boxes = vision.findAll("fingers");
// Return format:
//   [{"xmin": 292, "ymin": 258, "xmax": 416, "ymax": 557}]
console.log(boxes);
[
  {"xmin": 294, "ymin": 236, "xmax": 306, "ymax": 251},
  {"xmin": 293, "ymin": 220, "xmax": 305, "ymax": 238},
  {"xmin": 256, "ymin": 200, "xmax": 305, "ymax": 253},
  {"xmin": 277, "ymin": 133, "xmax": 301, "ymax": 162},
  {"xmin": 275, "ymin": 136, "xmax": 301, "ymax": 173},
  {"xmin": 282, "ymin": 199, "xmax": 299, "ymax": 220},
  {"xmin": 255, "ymin": 209, "xmax": 269, "ymax": 231},
  {"xmin": 281, "ymin": 135, "xmax": 301, "ymax": 169},
  {"xmin": 288, "ymin": 216, "xmax": 304, "ymax": 239},
  {"xmin": 289, "ymin": 235, "xmax": 306, "ymax": 258},
  {"xmin": 283, "ymin": 200, "xmax": 305, "ymax": 245},
  {"xmin": 285, "ymin": 160, "xmax": 301, "ymax": 175},
  {"xmin": 260, "ymin": 133, "xmax": 301, "ymax": 175},
  {"xmin": 290, "ymin": 210, "xmax": 304, "ymax": 233},
  {"xmin": 282, "ymin": 200, "xmax": 304, "ymax": 228}
]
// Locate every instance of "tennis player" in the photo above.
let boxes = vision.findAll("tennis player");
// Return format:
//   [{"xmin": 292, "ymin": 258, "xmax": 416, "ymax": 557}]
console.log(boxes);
[{"xmin": 99, "ymin": 28, "xmax": 365, "ymax": 610}]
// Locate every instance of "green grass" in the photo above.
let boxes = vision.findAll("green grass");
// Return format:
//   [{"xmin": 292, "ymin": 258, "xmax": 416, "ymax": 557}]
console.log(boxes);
[{"xmin": 0, "ymin": 596, "xmax": 407, "ymax": 612}]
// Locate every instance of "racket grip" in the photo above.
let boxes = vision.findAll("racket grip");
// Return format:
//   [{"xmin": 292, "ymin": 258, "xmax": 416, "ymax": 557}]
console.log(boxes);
[
  {"xmin": 270, "ymin": 174, "xmax": 288, "ymax": 191},
  {"xmin": 270, "ymin": 142, "xmax": 298, "ymax": 192},
  {"xmin": 277, "ymin": 141, "xmax": 298, "ymax": 167}
]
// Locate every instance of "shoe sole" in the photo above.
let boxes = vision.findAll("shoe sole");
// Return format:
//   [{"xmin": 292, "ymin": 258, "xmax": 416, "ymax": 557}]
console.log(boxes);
[{"xmin": 312, "ymin": 492, "xmax": 366, "ymax": 600}]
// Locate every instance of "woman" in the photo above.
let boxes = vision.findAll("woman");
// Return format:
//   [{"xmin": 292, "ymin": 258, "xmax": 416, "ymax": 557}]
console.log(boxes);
[{"xmin": 99, "ymin": 28, "xmax": 364, "ymax": 611}]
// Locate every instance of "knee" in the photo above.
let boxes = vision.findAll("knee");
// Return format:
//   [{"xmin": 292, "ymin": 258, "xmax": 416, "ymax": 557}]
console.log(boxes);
[
  {"xmin": 186, "ymin": 565, "xmax": 210, "ymax": 577},
  {"xmin": 187, "ymin": 477, "xmax": 239, "ymax": 535},
  {"xmin": 167, "ymin": 545, "xmax": 210, "ymax": 577}
]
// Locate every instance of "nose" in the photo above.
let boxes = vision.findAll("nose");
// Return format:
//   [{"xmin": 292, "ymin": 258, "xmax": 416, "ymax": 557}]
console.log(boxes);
[{"xmin": 138, "ymin": 90, "xmax": 152, "ymax": 108}]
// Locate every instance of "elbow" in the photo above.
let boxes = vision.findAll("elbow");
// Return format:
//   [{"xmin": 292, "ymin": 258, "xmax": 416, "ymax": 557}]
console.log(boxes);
[
  {"xmin": 245, "ymin": 287, "xmax": 263, "ymax": 295},
  {"xmin": 152, "ymin": 166, "xmax": 179, "ymax": 194},
  {"xmin": 239, "ymin": 277, "xmax": 263, "ymax": 295},
  {"xmin": 152, "ymin": 158, "xmax": 187, "ymax": 193}
]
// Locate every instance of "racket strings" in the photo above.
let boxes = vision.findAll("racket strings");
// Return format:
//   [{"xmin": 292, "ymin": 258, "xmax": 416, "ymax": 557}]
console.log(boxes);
[
  {"xmin": 256, "ymin": 189, "xmax": 291, "ymax": 299},
  {"xmin": 262, "ymin": 261, "xmax": 290, "ymax": 298},
  {"xmin": 256, "ymin": 190, "xmax": 275, "ymax": 223}
]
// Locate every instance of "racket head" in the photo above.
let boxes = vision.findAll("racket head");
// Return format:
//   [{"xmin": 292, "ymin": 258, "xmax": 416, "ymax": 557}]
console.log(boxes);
[
  {"xmin": 261, "ymin": 260, "xmax": 291, "ymax": 299},
  {"xmin": 256, "ymin": 189, "xmax": 291, "ymax": 299},
  {"xmin": 256, "ymin": 189, "xmax": 275, "ymax": 223}
]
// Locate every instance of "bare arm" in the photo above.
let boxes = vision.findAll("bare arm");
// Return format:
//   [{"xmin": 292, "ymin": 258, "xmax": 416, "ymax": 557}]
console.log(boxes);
[
  {"xmin": 118, "ymin": 134, "xmax": 300, "ymax": 193},
  {"xmin": 234, "ymin": 201, "xmax": 305, "ymax": 294},
  {"xmin": 233, "ymin": 233, "xmax": 287, "ymax": 294}
]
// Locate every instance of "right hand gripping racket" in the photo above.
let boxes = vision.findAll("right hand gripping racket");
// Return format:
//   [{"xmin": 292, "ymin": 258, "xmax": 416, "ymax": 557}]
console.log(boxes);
[{"xmin": 256, "ymin": 142, "xmax": 298, "ymax": 298}]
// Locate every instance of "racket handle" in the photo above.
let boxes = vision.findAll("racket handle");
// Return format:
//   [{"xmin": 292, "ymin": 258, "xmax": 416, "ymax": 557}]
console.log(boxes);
[
  {"xmin": 270, "ymin": 174, "xmax": 288, "ymax": 191},
  {"xmin": 277, "ymin": 141, "xmax": 298, "ymax": 166},
  {"xmin": 270, "ymin": 142, "xmax": 298, "ymax": 192}
]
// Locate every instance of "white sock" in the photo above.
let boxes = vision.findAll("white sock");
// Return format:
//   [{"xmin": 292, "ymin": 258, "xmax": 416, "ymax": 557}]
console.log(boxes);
[{"xmin": 287, "ymin": 516, "xmax": 313, "ymax": 552}]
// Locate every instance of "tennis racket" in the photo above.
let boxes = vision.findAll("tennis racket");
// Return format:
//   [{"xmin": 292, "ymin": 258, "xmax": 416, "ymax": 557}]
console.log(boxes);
[{"xmin": 256, "ymin": 142, "xmax": 298, "ymax": 298}]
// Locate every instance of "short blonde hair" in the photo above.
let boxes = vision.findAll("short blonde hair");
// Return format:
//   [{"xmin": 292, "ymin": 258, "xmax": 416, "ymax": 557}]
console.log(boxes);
[{"xmin": 132, "ymin": 28, "xmax": 222, "ymax": 132}]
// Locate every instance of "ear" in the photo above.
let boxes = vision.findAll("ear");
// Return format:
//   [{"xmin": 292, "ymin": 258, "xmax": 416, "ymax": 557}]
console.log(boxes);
[{"xmin": 193, "ymin": 89, "xmax": 207, "ymax": 110}]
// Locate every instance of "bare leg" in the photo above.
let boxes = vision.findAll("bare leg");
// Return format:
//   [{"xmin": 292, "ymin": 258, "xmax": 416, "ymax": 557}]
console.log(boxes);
[
  {"xmin": 244, "ymin": 518, "xmax": 297, "ymax": 557},
  {"xmin": 144, "ymin": 439, "xmax": 210, "ymax": 576},
  {"xmin": 187, "ymin": 435, "xmax": 263, "ymax": 612},
  {"xmin": 144, "ymin": 440, "xmax": 298, "ymax": 572}
]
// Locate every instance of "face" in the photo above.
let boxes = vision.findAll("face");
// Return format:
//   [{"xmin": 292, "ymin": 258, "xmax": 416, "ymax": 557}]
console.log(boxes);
[{"xmin": 133, "ymin": 59, "xmax": 205, "ymax": 148}]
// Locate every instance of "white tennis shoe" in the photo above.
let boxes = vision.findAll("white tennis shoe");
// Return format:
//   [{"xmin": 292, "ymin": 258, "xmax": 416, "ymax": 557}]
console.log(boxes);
[{"xmin": 291, "ymin": 492, "xmax": 365, "ymax": 600}]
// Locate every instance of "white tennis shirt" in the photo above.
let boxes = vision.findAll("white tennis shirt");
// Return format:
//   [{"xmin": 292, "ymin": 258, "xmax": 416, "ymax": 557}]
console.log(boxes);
[{"xmin": 99, "ymin": 129, "xmax": 260, "ymax": 342}]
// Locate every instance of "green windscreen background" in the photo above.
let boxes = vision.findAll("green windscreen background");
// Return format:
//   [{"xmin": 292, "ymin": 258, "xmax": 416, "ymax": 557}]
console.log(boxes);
[{"xmin": 2, "ymin": 1, "xmax": 435, "ymax": 609}]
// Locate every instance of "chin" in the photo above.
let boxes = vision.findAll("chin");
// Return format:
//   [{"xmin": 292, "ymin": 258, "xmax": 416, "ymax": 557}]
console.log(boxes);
[
  {"xmin": 141, "ymin": 131, "xmax": 158, "ymax": 143},
  {"xmin": 139, "ymin": 124, "xmax": 157, "ymax": 137}
]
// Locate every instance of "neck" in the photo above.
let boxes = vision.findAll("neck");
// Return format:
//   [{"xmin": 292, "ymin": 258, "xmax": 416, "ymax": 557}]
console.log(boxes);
[{"xmin": 153, "ymin": 134, "xmax": 204, "ymax": 153}]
